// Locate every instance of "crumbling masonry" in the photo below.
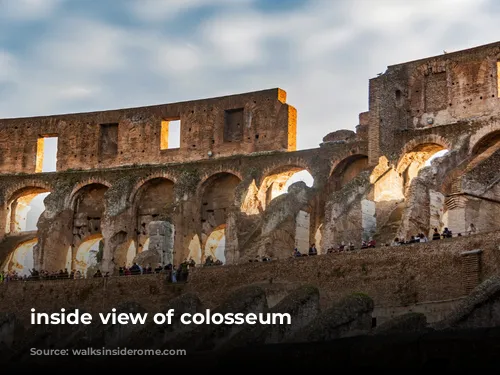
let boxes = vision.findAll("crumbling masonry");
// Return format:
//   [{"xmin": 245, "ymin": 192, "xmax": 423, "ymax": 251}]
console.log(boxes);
[{"xmin": 1, "ymin": 42, "xmax": 500, "ymax": 302}]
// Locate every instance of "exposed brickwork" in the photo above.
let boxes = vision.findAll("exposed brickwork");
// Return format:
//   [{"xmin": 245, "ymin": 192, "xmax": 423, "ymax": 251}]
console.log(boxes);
[
  {"xmin": 461, "ymin": 250, "xmax": 482, "ymax": 293},
  {"xmin": 0, "ymin": 88, "xmax": 296, "ymax": 174},
  {"xmin": 1, "ymin": 42, "xmax": 500, "ymax": 326}
]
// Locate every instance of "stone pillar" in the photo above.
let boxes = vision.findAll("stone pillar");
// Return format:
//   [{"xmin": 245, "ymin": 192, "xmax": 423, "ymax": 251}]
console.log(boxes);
[
  {"xmin": 0, "ymin": 204, "xmax": 7, "ymax": 242},
  {"xmin": 224, "ymin": 209, "xmax": 239, "ymax": 265},
  {"xmin": 148, "ymin": 221, "xmax": 174, "ymax": 265},
  {"xmin": 443, "ymin": 195, "xmax": 468, "ymax": 235},
  {"xmin": 361, "ymin": 199, "xmax": 376, "ymax": 240},
  {"xmin": 295, "ymin": 210, "xmax": 310, "ymax": 253}
]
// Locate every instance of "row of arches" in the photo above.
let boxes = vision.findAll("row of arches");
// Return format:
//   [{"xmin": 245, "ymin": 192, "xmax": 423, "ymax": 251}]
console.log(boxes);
[
  {"xmin": 3, "ymin": 166, "xmax": 320, "ymax": 276},
  {"xmin": 7, "ymin": 126, "xmax": 496, "ymax": 277}
]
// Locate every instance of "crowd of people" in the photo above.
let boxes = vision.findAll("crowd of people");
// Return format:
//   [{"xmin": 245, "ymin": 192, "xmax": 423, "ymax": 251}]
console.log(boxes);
[
  {"xmin": 0, "ymin": 258, "xmax": 201, "ymax": 283},
  {"xmin": 0, "ymin": 223, "xmax": 483, "ymax": 280},
  {"xmin": 326, "ymin": 224, "xmax": 478, "ymax": 254}
]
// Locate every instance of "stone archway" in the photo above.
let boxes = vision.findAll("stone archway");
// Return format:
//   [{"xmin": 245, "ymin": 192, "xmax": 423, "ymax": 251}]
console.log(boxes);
[
  {"xmin": 132, "ymin": 177, "xmax": 175, "ymax": 254},
  {"xmin": 2, "ymin": 238, "xmax": 37, "ymax": 277},
  {"xmin": 74, "ymin": 234, "xmax": 103, "ymax": 278},
  {"xmin": 5, "ymin": 187, "xmax": 50, "ymax": 234},
  {"xmin": 199, "ymin": 172, "xmax": 241, "ymax": 263}
]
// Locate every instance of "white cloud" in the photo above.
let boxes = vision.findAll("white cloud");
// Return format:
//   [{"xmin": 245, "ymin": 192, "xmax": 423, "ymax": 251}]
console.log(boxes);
[
  {"xmin": 0, "ymin": 50, "xmax": 17, "ymax": 82},
  {"xmin": 58, "ymin": 86, "xmax": 98, "ymax": 100},
  {"xmin": 0, "ymin": 0, "xmax": 499, "ymax": 150},
  {"xmin": 155, "ymin": 43, "xmax": 202, "ymax": 73},
  {"xmin": 33, "ymin": 18, "xmax": 129, "ymax": 73},
  {"xmin": 0, "ymin": 0, "xmax": 64, "ymax": 20},
  {"xmin": 201, "ymin": 12, "xmax": 273, "ymax": 68},
  {"xmin": 127, "ymin": 0, "xmax": 254, "ymax": 22}
]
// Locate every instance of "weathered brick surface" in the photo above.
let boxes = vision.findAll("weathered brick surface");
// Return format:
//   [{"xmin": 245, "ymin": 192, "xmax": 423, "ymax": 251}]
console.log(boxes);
[
  {"xmin": 186, "ymin": 232, "xmax": 500, "ymax": 310},
  {"xmin": 0, "ymin": 88, "xmax": 296, "ymax": 174},
  {"xmin": 0, "ymin": 274, "xmax": 183, "ymax": 326}
]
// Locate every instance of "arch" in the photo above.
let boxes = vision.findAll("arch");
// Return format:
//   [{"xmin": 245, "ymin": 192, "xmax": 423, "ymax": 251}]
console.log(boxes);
[
  {"xmin": 258, "ymin": 164, "xmax": 314, "ymax": 208},
  {"xmin": 328, "ymin": 154, "xmax": 369, "ymax": 192},
  {"xmin": 133, "ymin": 177, "xmax": 175, "ymax": 252},
  {"xmin": 74, "ymin": 233, "xmax": 103, "ymax": 277},
  {"xmin": 3, "ymin": 238, "xmax": 37, "ymax": 277},
  {"xmin": 197, "ymin": 169, "xmax": 244, "ymax": 194},
  {"xmin": 396, "ymin": 135, "xmax": 452, "ymax": 173},
  {"xmin": 129, "ymin": 172, "xmax": 177, "ymax": 203},
  {"xmin": 68, "ymin": 179, "xmax": 112, "ymax": 209},
  {"xmin": 203, "ymin": 224, "xmax": 226, "ymax": 264},
  {"xmin": 200, "ymin": 172, "xmax": 241, "ymax": 226},
  {"xmin": 470, "ymin": 128, "xmax": 500, "ymax": 155},
  {"xmin": 3, "ymin": 180, "xmax": 52, "ymax": 205},
  {"xmin": 72, "ymin": 183, "xmax": 109, "ymax": 212},
  {"xmin": 5, "ymin": 186, "xmax": 50, "ymax": 234},
  {"xmin": 200, "ymin": 172, "xmax": 241, "ymax": 256},
  {"xmin": 71, "ymin": 183, "xmax": 109, "ymax": 244},
  {"xmin": 259, "ymin": 158, "xmax": 313, "ymax": 187}
]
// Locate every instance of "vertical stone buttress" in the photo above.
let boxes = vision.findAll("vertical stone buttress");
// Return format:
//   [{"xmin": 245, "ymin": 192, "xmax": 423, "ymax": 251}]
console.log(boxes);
[{"xmin": 368, "ymin": 78, "xmax": 381, "ymax": 167}]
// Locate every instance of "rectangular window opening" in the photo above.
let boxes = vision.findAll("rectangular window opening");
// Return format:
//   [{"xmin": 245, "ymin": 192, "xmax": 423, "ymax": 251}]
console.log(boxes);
[
  {"xmin": 223, "ymin": 108, "xmax": 244, "ymax": 143},
  {"xmin": 36, "ymin": 136, "xmax": 58, "ymax": 173},
  {"xmin": 99, "ymin": 123, "xmax": 119, "ymax": 159},
  {"xmin": 160, "ymin": 119, "xmax": 181, "ymax": 150}
]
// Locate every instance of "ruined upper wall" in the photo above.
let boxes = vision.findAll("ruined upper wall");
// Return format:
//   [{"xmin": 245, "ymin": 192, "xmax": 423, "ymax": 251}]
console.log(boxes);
[
  {"xmin": 0, "ymin": 88, "xmax": 297, "ymax": 174},
  {"xmin": 366, "ymin": 41, "xmax": 500, "ymax": 164}
]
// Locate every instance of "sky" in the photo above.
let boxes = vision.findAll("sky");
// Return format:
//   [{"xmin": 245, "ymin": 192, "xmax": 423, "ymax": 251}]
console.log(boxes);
[{"xmin": 1, "ymin": 0, "xmax": 500, "ymax": 152}]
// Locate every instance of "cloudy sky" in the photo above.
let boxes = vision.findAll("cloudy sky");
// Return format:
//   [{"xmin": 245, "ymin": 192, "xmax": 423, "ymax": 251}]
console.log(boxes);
[{"xmin": 0, "ymin": 0, "xmax": 499, "ymax": 150}]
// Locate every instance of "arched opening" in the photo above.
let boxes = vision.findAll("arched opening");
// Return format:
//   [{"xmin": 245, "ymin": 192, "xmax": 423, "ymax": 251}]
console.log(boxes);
[
  {"xmin": 200, "ymin": 172, "xmax": 241, "ymax": 262},
  {"xmin": 5, "ymin": 187, "xmax": 50, "ymax": 234},
  {"xmin": 134, "ymin": 178, "xmax": 175, "ymax": 253},
  {"xmin": 398, "ymin": 144, "xmax": 448, "ymax": 189},
  {"xmin": 443, "ymin": 130, "xmax": 500, "ymax": 235},
  {"xmin": 471, "ymin": 130, "xmax": 500, "ymax": 156},
  {"xmin": 329, "ymin": 155, "xmax": 369, "ymax": 192},
  {"xmin": 314, "ymin": 224, "xmax": 323, "ymax": 254},
  {"xmin": 260, "ymin": 166, "xmax": 314, "ymax": 208},
  {"xmin": 203, "ymin": 224, "xmax": 226, "ymax": 264},
  {"xmin": 187, "ymin": 234, "xmax": 202, "ymax": 264},
  {"xmin": 2, "ymin": 238, "xmax": 37, "ymax": 277},
  {"xmin": 74, "ymin": 234, "xmax": 103, "ymax": 278},
  {"xmin": 72, "ymin": 183, "xmax": 108, "ymax": 242},
  {"xmin": 125, "ymin": 240, "xmax": 137, "ymax": 267}
]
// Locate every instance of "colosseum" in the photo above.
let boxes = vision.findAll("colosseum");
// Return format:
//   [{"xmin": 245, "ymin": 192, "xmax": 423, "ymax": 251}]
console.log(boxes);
[{"xmin": 1, "ymin": 41, "xmax": 500, "ymax": 345}]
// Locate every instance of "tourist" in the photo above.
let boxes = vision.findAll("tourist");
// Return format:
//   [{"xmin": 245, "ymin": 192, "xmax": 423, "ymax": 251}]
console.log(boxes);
[
  {"xmin": 442, "ymin": 227, "xmax": 452, "ymax": 238},
  {"xmin": 432, "ymin": 228, "xmax": 441, "ymax": 240},
  {"xmin": 467, "ymin": 223, "xmax": 476, "ymax": 235},
  {"xmin": 308, "ymin": 244, "xmax": 317, "ymax": 256}
]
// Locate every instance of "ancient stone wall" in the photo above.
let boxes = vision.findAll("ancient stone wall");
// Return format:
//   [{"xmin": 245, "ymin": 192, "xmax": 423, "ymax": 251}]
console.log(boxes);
[
  {"xmin": 1, "ymin": 42, "xmax": 500, "ymax": 292},
  {"xmin": 367, "ymin": 41, "xmax": 500, "ymax": 167},
  {"xmin": 1, "ymin": 231, "xmax": 498, "ymax": 328},
  {"xmin": 186, "ymin": 232, "xmax": 500, "ymax": 311},
  {"xmin": 0, "ymin": 88, "xmax": 296, "ymax": 174}
]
